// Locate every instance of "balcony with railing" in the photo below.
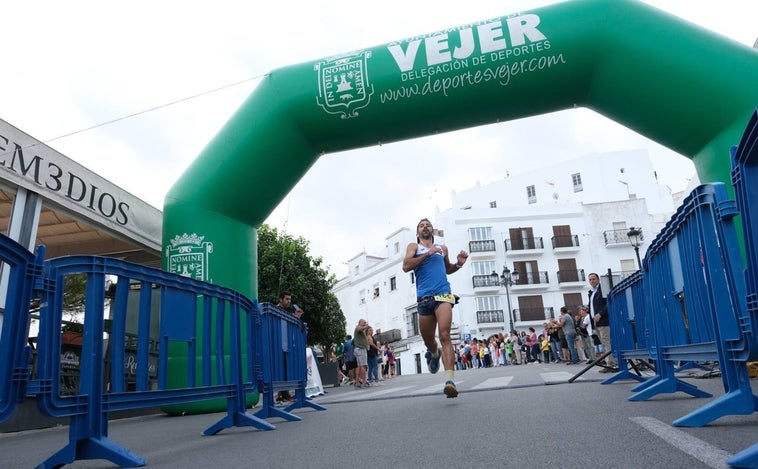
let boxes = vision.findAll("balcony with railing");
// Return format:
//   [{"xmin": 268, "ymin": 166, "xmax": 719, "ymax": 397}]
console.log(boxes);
[
  {"xmin": 556, "ymin": 269, "xmax": 586, "ymax": 286},
  {"xmin": 613, "ymin": 270, "xmax": 638, "ymax": 282},
  {"xmin": 472, "ymin": 274, "xmax": 500, "ymax": 291},
  {"xmin": 512, "ymin": 271, "xmax": 549, "ymax": 289},
  {"xmin": 551, "ymin": 234, "xmax": 580, "ymax": 251},
  {"xmin": 504, "ymin": 237, "xmax": 545, "ymax": 256},
  {"xmin": 514, "ymin": 307, "xmax": 555, "ymax": 323},
  {"xmin": 468, "ymin": 239, "xmax": 496, "ymax": 256},
  {"xmin": 476, "ymin": 309, "xmax": 505, "ymax": 324},
  {"xmin": 603, "ymin": 228, "xmax": 645, "ymax": 247}
]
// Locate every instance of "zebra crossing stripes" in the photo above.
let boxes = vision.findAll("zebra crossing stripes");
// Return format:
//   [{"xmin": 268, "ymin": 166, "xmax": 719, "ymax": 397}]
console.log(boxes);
[
  {"xmin": 471, "ymin": 376, "xmax": 514, "ymax": 390},
  {"xmin": 541, "ymin": 371, "xmax": 584, "ymax": 384},
  {"xmin": 315, "ymin": 371, "xmax": 593, "ymax": 404},
  {"xmin": 338, "ymin": 385, "xmax": 415, "ymax": 401},
  {"xmin": 409, "ymin": 381, "xmax": 465, "ymax": 396}
]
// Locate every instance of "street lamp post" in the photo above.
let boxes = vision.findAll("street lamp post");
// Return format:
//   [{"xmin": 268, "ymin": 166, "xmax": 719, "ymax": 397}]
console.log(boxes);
[
  {"xmin": 491, "ymin": 266, "xmax": 519, "ymax": 333},
  {"xmin": 627, "ymin": 227, "xmax": 643, "ymax": 269}
]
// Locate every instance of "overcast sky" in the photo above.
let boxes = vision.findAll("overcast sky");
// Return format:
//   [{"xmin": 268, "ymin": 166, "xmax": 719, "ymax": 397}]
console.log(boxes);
[{"xmin": 2, "ymin": 1, "xmax": 756, "ymax": 279}]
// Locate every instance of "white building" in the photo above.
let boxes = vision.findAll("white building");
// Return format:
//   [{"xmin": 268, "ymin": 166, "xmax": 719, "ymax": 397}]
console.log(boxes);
[{"xmin": 332, "ymin": 149, "xmax": 684, "ymax": 375}]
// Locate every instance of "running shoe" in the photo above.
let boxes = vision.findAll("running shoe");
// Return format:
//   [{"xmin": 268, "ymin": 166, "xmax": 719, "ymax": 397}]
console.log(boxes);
[
  {"xmin": 443, "ymin": 380, "xmax": 458, "ymax": 398},
  {"xmin": 425, "ymin": 347, "xmax": 441, "ymax": 374}
]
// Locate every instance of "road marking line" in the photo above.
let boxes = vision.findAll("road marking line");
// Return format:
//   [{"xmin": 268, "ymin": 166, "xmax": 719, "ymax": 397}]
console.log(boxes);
[
  {"xmin": 410, "ymin": 381, "xmax": 465, "ymax": 395},
  {"xmin": 335, "ymin": 385, "xmax": 415, "ymax": 401},
  {"xmin": 471, "ymin": 376, "xmax": 513, "ymax": 390},
  {"xmin": 541, "ymin": 371, "xmax": 578, "ymax": 383},
  {"xmin": 363, "ymin": 386, "xmax": 414, "ymax": 397},
  {"xmin": 630, "ymin": 416, "xmax": 732, "ymax": 469}
]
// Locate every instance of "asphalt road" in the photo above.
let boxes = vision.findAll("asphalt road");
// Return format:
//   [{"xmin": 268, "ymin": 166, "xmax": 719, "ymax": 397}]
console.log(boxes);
[{"xmin": 2, "ymin": 362, "xmax": 756, "ymax": 468}]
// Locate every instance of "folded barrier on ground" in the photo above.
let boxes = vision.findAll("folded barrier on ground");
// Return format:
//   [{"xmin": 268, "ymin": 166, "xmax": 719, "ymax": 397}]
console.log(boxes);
[{"xmin": 0, "ymin": 241, "xmax": 321, "ymax": 468}]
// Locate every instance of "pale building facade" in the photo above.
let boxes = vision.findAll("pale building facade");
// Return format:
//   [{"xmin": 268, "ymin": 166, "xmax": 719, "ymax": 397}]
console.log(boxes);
[{"xmin": 332, "ymin": 150, "xmax": 685, "ymax": 375}]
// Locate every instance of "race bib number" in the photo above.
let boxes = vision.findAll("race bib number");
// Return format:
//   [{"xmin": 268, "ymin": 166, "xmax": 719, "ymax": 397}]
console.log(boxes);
[{"xmin": 434, "ymin": 293, "xmax": 456, "ymax": 304}]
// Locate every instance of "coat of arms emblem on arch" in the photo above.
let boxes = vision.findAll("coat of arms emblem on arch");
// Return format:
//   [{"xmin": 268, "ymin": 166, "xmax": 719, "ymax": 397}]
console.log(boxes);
[{"xmin": 315, "ymin": 51, "xmax": 374, "ymax": 119}]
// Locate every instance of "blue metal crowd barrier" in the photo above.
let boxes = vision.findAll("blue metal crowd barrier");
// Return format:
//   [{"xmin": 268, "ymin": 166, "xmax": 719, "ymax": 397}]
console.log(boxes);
[
  {"xmin": 603, "ymin": 270, "xmax": 654, "ymax": 384},
  {"xmin": 603, "ymin": 185, "xmax": 756, "ymax": 459},
  {"xmin": 726, "ymin": 109, "xmax": 758, "ymax": 469},
  {"xmin": 603, "ymin": 110, "xmax": 758, "ymax": 468},
  {"xmin": 623, "ymin": 183, "xmax": 754, "ymax": 427},
  {"xmin": 0, "ymin": 236, "xmax": 39, "ymax": 423},
  {"xmin": 0, "ymin": 239, "xmax": 321, "ymax": 468},
  {"xmin": 253, "ymin": 302, "xmax": 325, "ymax": 421}
]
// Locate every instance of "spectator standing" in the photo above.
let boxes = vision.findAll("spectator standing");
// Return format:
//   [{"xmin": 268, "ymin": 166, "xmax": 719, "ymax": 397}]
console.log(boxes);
[
  {"xmin": 331, "ymin": 345, "xmax": 347, "ymax": 386},
  {"xmin": 540, "ymin": 334, "xmax": 551, "ymax": 363},
  {"xmin": 275, "ymin": 291, "xmax": 300, "ymax": 403},
  {"xmin": 385, "ymin": 345, "xmax": 396, "ymax": 378},
  {"xmin": 462, "ymin": 341, "xmax": 472, "ymax": 369},
  {"xmin": 505, "ymin": 334, "xmax": 518, "ymax": 365},
  {"xmin": 381, "ymin": 345, "xmax": 390, "ymax": 379},
  {"xmin": 508, "ymin": 331, "xmax": 520, "ymax": 364},
  {"xmin": 557, "ymin": 307, "xmax": 580, "ymax": 364},
  {"xmin": 498, "ymin": 334, "xmax": 508, "ymax": 366},
  {"xmin": 376, "ymin": 340, "xmax": 384, "ymax": 380},
  {"xmin": 588, "ymin": 272, "xmax": 616, "ymax": 372},
  {"xmin": 573, "ymin": 313, "xmax": 587, "ymax": 361},
  {"xmin": 490, "ymin": 338, "xmax": 499, "ymax": 367},
  {"xmin": 334, "ymin": 340, "xmax": 344, "ymax": 379},
  {"xmin": 342, "ymin": 335, "xmax": 355, "ymax": 385},
  {"xmin": 527, "ymin": 327, "xmax": 541, "ymax": 363},
  {"xmin": 483, "ymin": 339, "xmax": 492, "ymax": 367},
  {"xmin": 549, "ymin": 318, "xmax": 569, "ymax": 361},
  {"xmin": 353, "ymin": 319, "xmax": 370, "ymax": 388},
  {"xmin": 366, "ymin": 327, "xmax": 380, "ymax": 384},
  {"xmin": 478, "ymin": 340, "xmax": 487, "ymax": 367},
  {"xmin": 457, "ymin": 344, "xmax": 467, "ymax": 370},
  {"xmin": 541, "ymin": 322, "xmax": 551, "ymax": 348},
  {"xmin": 547, "ymin": 322, "xmax": 562, "ymax": 363},
  {"xmin": 519, "ymin": 331, "xmax": 529, "ymax": 363}
]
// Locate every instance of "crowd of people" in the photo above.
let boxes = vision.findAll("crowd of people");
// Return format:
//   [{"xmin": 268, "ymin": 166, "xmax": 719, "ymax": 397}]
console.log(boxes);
[
  {"xmin": 333, "ymin": 297, "xmax": 612, "ymax": 388},
  {"xmin": 454, "ymin": 307, "xmax": 607, "ymax": 370},
  {"xmin": 431, "ymin": 271, "xmax": 615, "ymax": 373}
]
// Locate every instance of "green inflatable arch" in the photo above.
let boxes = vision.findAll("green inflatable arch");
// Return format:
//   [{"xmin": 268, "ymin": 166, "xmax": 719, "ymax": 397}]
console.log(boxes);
[{"xmin": 162, "ymin": 0, "xmax": 758, "ymax": 297}]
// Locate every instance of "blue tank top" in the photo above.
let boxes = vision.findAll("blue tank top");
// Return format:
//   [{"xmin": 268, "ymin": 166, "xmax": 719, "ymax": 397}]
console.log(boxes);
[{"xmin": 414, "ymin": 244, "xmax": 451, "ymax": 298}]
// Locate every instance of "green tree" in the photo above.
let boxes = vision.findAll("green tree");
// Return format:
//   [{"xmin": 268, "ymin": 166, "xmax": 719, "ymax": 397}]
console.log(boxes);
[
  {"xmin": 60, "ymin": 273, "xmax": 87, "ymax": 331},
  {"xmin": 257, "ymin": 224, "xmax": 346, "ymax": 355},
  {"xmin": 29, "ymin": 273, "xmax": 88, "ymax": 332}
]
